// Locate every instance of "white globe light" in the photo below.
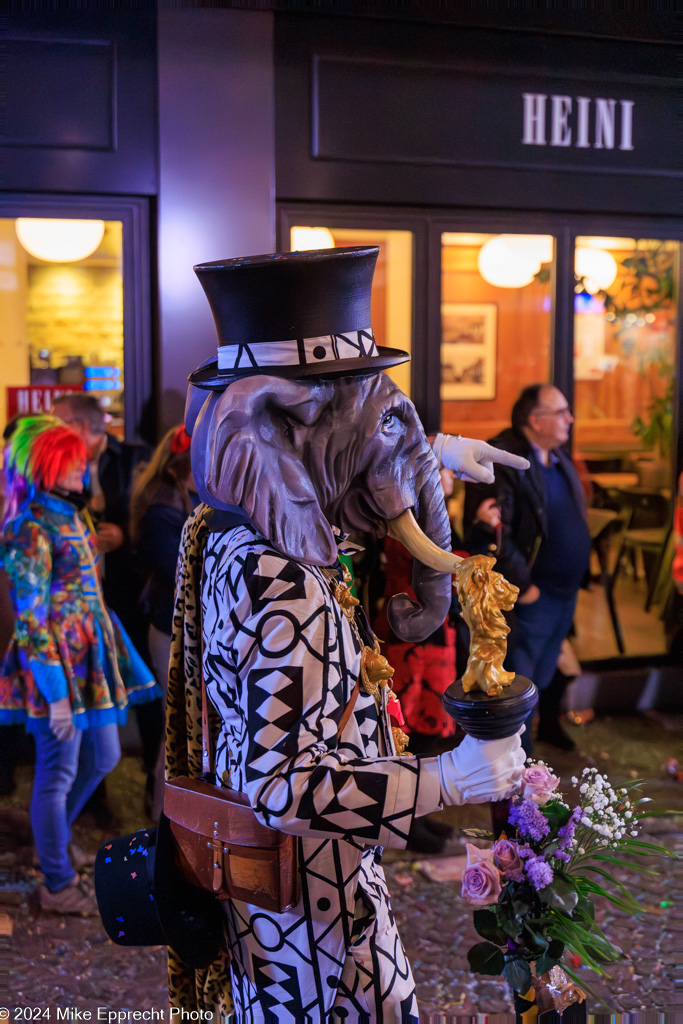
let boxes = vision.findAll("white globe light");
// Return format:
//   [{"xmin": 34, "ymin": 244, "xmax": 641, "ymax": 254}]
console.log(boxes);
[
  {"xmin": 501, "ymin": 234, "xmax": 554, "ymax": 265},
  {"xmin": 574, "ymin": 247, "xmax": 618, "ymax": 290},
  {"xmin": 16, "ymin": 219, "xmax": 105, "ymax": 263},
  {"xmin": 478, "ymin": 237, "xmax": 539, "ymax": 288},
  {"xmin": 290, "ymin": 227, "xmax": 336, "ymax": 251}
]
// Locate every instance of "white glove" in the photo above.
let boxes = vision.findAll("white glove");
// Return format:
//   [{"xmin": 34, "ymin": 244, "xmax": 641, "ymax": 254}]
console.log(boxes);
[
  {"xmin": 432, "ymin": 433, "xmax": 530, "ymax": 485},
  {"xmin": 49, "ymin": 696, "xmax": 76, "ymax": 743},
  {"xmin": 437, "ymin": 731, "xmax": 525, "ymax": 805}
]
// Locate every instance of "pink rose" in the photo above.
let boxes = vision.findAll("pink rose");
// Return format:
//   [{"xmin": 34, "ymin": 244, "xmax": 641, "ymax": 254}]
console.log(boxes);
[
  {"xmin": 461, "ymin": 844, "xmax": 502, "ymax": 907},
  {"xmin": 521, "ymin": 763, "xmax": 560, "ymax": 805},
  {"xmin": 492, "ymin": 838, "xmax": 525, "ymax": 882}
]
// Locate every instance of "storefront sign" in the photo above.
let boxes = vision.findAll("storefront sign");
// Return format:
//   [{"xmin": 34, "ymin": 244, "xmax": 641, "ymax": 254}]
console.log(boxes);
[
  {"xmin": 522, "ymin": 94, "xmax": 634, "ymax": 151},
  {"xmin": 6, "ymin": 385, "xmax": 82, "ymax": 420},
  {"xmin": 311, "ymin": 58, "xmax": 674, "ymax": 176}
]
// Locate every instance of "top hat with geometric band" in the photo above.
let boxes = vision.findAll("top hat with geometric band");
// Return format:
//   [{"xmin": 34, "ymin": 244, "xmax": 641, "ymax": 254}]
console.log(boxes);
[
  {"xmin": 188, "ymin": 246, "xmax": 410, "ymax": 390},
  {"xmin": 94, "ymin": 815, "xmax": 224, "ymax": 970}
]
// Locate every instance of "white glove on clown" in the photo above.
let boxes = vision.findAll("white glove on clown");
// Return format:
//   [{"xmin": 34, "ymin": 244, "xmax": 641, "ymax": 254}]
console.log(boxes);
[
  {"xmin": 432, "ymin": 433, "xmax": 530, "ymax": 485},
  {"xmin": 49, "ymin": 696, "xmax": 77, "ymax": 743},
  {"xmin": 437, "ymin": 731, "xmax": 525, "ymax": 805}
]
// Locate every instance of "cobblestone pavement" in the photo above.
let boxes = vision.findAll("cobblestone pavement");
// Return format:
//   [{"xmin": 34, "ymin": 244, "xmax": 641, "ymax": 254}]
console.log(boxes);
[{"xmin": 1, "ymin": 712, "xmax": 681, "ymax": 1021}]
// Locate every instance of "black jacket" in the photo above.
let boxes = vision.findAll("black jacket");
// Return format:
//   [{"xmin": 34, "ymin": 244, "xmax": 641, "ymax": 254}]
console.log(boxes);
[
  {"xmin": 463, "ymin": 428, "xmax": 587, "ymax": 596},
  {"xmin": 97, "ymin": 435, "xmax": 150, "ymax": 644}
]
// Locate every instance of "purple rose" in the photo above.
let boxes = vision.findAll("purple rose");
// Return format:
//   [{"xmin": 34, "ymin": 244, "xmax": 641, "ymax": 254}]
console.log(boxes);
[
  {"xmin": 521, "ymin": 764, "xmax": 560, "ymax": 806},
  {"xmin": 493, "ymin": 838, "xmax": 525, "ymax": 882},
  {"xmin": 461, "ymin": 844, "xmax": 502, "ymax": 907}
]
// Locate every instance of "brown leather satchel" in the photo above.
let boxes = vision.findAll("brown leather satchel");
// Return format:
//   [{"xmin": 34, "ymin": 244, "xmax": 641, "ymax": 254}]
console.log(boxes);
[
  {"xmin": 164, "ymin": 632, "xmax": 361, "ymax": 915},
  {"xmin": 164, "ymin": 774, "xmax": 299, "ymax": 914},
  {"xmin": 164, "ymin": 662, "xmax": 300, "ymax": 914}
]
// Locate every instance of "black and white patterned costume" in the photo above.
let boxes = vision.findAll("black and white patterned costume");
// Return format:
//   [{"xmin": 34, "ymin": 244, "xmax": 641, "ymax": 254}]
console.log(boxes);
[{"xmin": 201, "ymin": 523, "xmax": 443, "ymax": 1022}]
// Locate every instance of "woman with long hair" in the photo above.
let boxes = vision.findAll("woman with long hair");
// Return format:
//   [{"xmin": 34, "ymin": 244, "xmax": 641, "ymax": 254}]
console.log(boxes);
[
  {"xmin": 129, "ymin": 424, "xmax": 196, "ymax": 817},
  {"xmin": 0, "ymin": 415, "xmax": 158, "ymax": 914}
]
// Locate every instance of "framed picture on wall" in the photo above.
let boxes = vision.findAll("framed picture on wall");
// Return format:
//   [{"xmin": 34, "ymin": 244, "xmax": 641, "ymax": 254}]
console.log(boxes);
[{"xmin": 440, "ymin": 303, "xmax": 497, "ymax": 400}]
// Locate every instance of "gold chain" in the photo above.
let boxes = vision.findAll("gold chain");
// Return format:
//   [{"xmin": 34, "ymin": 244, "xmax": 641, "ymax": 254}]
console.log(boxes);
[{"xmin": 320, "ymin": 564, "xmax": 410, "ymax": 755}]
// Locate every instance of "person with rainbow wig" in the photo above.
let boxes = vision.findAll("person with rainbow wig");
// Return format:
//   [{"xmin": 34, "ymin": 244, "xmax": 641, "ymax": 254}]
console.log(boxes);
[{"xmin": 0, "ymin": 415, "xmax": 158, "ymax": 915}]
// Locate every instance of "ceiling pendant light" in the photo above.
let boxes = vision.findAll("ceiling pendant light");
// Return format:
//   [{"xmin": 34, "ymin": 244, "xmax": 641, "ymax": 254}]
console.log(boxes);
[
  {"xmin": 290, "ymin": 226, "xmax": 336, "ymax": 251},
  {"xmin": 16, "ymin": 218, "xmax": 105, "ymax": 263},
  {"xmin": 478, "ymin": 236, "xmax": 539, "ymax": 288},
  {"xmin": 574, "ymin": 247, "xmax": 618, "ymax": 291}
]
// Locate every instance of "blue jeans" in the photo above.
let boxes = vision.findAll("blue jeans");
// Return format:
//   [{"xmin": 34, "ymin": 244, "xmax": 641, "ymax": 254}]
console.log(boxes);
[
  {"xmin": 31, "ymin": 724, "xmax": 121, "ymax": 891},
  {"xmin": 506, "ymin": 590, "xmax": 578, "ymax": 754}
]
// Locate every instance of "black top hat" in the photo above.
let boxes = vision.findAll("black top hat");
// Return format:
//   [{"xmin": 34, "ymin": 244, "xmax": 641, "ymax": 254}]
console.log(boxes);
[
  {"xmin": 94, "ymin": 815, "xmax": 224, "ymax": 969},
  {"xmin": 188, "ymin": 246, "xmax": 410, "ymax": 389}
]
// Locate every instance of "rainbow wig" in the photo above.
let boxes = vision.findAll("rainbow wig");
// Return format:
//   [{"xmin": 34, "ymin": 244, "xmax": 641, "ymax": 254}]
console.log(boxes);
[{"xmin": 4, "ymin": 415, "xmax": 88, "ymax": 523}]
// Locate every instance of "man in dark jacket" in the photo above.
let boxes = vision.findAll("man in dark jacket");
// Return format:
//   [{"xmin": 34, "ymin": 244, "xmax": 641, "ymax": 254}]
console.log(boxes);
[{"xmin": 464, "ymin": 384, "xmax": 590, "ymax": 753}]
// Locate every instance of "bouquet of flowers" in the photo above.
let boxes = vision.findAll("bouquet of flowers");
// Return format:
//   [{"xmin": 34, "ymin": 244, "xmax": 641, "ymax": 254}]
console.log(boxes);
[{"xmin": 462, "ymin": 760, "xmax": 669, "ymax": 1013}]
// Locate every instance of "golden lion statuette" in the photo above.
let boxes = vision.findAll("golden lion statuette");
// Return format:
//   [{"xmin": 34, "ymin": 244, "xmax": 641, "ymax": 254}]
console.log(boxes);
[{"xmin": 454, "ymin": 554, "xmax": 519, "ymax": 698}]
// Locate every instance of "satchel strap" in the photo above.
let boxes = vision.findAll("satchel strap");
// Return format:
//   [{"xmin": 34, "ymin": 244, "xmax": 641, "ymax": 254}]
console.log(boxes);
[{"xmin": 336, "ymin": 679, "xmax": 360, "ymax": 738}]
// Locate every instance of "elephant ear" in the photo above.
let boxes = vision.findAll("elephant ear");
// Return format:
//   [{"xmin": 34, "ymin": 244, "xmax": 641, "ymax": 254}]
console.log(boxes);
[{"xmin": 190, "ymin": 376, "xmax": 338, "ymax": 566}]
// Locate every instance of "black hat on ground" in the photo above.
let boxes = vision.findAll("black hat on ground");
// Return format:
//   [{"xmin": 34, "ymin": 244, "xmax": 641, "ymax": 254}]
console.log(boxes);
[
  {"xmin": 188, "ymin": 246, "xmax": 410, "ymax": 389},
  {"xmin": 94, "ymin": 814, "xmax": 223, "ymax": 969}
]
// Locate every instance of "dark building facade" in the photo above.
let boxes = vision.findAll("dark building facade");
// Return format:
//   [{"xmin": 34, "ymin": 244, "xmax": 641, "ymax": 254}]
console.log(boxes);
[{"xmin": 3, "ymin": 8, "xmax": 680, "ymax": 662}]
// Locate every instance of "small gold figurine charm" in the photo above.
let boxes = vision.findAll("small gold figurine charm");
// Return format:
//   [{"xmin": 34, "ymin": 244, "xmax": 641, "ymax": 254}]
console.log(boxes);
[
  {"xmin": 360, "ymin": 641, "xmax": 394, "ymax": 697},
  {"xmin": 392, "ymin": 727, "xmax": 410, "ymax": 756},
  {"xmin": 334, "ymin": 582, "xmax": 359, "ymax": 619}
]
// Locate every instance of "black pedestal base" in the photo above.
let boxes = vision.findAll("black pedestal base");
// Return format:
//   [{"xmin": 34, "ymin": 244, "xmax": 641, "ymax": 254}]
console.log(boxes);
[{"xmin": 442, "ymin": 675, "xmax": 538, "ymax": 740}]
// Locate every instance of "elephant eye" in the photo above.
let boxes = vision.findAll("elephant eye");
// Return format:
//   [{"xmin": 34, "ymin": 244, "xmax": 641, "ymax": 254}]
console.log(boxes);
[{"xmin": 381, "ymin": 412, "xmax": 397, "ymax": 431}]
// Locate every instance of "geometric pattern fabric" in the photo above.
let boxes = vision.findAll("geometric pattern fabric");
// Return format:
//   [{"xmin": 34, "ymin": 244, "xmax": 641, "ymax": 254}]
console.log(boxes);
[{"xmin": 201, "ymin": 524, "xmax": 437, "ymax": 1020}]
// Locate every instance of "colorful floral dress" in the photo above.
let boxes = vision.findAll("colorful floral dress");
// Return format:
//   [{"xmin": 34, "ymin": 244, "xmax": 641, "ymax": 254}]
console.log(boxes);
[{"xmin": 0, "ymin": 491, "xmax": 158, "ymax": 731}]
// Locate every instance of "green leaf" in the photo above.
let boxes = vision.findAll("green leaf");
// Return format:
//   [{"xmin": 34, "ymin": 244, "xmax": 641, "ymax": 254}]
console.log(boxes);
[
  {"xmin": 459, "ymin": 827, "xmax": 494, "ymax": 840},
  {"xmin": 467, "ymin": 941, "xmax": 505, "ymax": 976},
  {"xmin": 586, "ymin": 853, "xmax": 659, "ymax": 875},
  {"xmin": 473, "ymin": 909, "xmax": 508, "ymax": 946},
  {"xmin": 546, "ymin": 923, "xmax": 606, "ymax": 973},
  {"xmin": 582, "ymin": 866, "xmax": 645, "ymax": 910},
  {"xmin": 573, "ymin": 898, "xmax": 595, "ymax": 923},
  {"xmin": 522, "ymin": 922, "xmax": 549, "ymax": 954},
  {"xmin": 541, "ymin": 874, "xmax": 578, "ymax": 913},
  {"xmin": 535, "ymin": 953, "xmax": 560, "ymax": 975},
  {"xmin": 619, "ymin": 838, "xmax": 672, "ymax": 856},
  {"xmin": 540, "ymin": 799, "xmax": 572, "ymax": 831},
  {"xmin": 504, "ymin": 955, "xmax": 532, "ymax": 993},
  {"xmin": 512, "ymin": 894, "xmax": 534, "ymax": 919}
]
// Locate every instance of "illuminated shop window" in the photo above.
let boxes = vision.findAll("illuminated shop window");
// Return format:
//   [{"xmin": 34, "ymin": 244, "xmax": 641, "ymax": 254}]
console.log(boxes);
[
  {"xmin": 440, "ymin": 233, "xmax": 554, "ymax": 439},
  {"xmin": 0, "ymin": 218, "xmax": 125, "ymax": 436},
  {"xmin": 572, "ymin": 236, "xmax": 678, "ymax": 659}
]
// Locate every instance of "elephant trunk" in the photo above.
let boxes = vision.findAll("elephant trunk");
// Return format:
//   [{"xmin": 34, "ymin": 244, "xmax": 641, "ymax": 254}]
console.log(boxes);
[{"xmin": 386, "ymin": 474, "xmax": 456, "ymax": 643}]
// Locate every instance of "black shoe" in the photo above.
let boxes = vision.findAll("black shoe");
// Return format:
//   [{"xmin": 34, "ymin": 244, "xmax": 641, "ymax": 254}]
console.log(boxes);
[{"xmin": 536, "ymin": 720, "xmax": 576, "ymax": 752}]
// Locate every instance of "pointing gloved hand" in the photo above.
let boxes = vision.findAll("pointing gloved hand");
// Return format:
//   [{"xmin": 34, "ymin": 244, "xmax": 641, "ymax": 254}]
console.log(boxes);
[
  {"xmin": 49, "ymin": 696, "xmax": 77, "ymax": 743},
  {"xmin": 437, "ymin": 730, "xmax": 526, "ymax": 805},
  {"xmin": 432, "ymin": 433, "xmax": 530, "ymax": 485}
]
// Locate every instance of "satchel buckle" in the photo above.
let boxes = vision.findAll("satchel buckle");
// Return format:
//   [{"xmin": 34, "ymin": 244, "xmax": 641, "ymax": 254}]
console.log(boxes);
[{"xmin": 207, "ymin": 821, "xmax": 223, "ymax": 892}]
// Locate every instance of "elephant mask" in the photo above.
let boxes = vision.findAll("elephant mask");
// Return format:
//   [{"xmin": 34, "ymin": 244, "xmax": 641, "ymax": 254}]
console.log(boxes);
[{"xmin": 187, "ymin": 372, "xmax": 457, "ymax": 643}]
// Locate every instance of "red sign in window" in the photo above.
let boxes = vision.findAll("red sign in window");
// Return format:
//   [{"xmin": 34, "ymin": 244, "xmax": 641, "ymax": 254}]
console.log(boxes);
[{"xmin": 6, "ymin": 385, "xmax": 83, "ymax": 421}]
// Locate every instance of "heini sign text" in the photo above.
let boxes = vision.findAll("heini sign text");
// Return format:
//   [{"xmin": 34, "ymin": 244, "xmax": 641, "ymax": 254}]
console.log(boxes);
[{"xmin": 522, "ymin": 93, "xmax": 634, "ymax": 151}]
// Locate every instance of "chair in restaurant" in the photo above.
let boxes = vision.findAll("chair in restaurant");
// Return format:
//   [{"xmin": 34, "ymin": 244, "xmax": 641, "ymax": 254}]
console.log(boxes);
[
  {"xmin": 595, "ymin": 512, "xmax": 631, "ymax": 656},
  {"xmin": 619, "ymin": 491, "xmax": 670, "ymax": 607}
]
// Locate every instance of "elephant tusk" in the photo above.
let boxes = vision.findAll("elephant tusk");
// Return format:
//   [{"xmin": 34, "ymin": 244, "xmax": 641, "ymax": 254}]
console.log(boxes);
[{"xmin": 386, "ymin": 509, "xmax": 463, "ymax": 574}]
